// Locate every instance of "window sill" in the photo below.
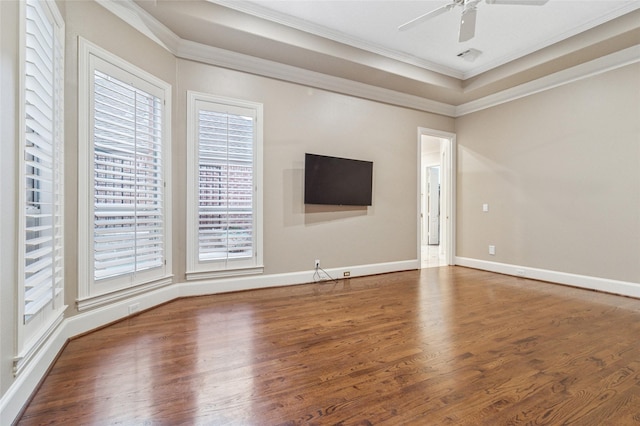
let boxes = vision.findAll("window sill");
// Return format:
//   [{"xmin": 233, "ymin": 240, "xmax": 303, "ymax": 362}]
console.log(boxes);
[
  {"xmin": 76, "ymin": 275, "xmax": 173, "ymax": 311},
  {"xmin": 185, "ymin": 266, "xmax": 264, "ymax": 281}
]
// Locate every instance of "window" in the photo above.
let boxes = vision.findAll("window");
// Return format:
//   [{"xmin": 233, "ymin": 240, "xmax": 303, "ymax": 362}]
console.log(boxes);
[
  {"xmin": 78, "ymin": 39, "xmax": 172, "ymax": 308},
  {"xmin": 92, "ymin": 70, "xmax": 165, "ymax": 280},
  {"xmin": 186, "ymin": 92, "xmax": 263, "ymax": 279},
  {"xmin": 16, "ymin": 0, "xmax": 65, "ymax": 375}
]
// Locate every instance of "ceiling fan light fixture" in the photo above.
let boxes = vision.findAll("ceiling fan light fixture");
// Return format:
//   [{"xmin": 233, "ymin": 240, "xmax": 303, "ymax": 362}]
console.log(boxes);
[
  {"xmin": 398, "ymin": 0, "xmax": 549, "ymax": 40},
  {"xmin": 458, "ymin": 7, "xmax": 477, "ymax": 42}
]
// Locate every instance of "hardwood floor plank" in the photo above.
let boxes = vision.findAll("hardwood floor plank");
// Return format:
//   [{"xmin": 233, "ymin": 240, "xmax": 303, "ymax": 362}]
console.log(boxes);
[{"xmin": 17, "ymin": 267, "xmax": 640, "ymax": 425}]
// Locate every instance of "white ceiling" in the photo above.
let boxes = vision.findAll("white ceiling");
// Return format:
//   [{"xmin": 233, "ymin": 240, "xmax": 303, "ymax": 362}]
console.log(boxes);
[{"xmin": 211, "ymin": 0, "xmax": 640, "ymax": 79}]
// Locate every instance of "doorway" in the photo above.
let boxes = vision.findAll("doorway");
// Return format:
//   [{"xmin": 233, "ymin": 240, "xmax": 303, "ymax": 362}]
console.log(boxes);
[{"xmin": 418, "ymin": 129, "xmax": 455, "ymax": 268}]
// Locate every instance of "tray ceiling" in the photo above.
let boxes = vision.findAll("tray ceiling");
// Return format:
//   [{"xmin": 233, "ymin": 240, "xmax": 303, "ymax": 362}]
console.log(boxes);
[{"xmin": 131, "ymin": 0, "xmax": 640, "ymax": 108}]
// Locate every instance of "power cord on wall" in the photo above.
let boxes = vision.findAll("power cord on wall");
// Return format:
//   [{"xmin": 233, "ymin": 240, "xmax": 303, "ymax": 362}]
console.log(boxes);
[{"xmin": 313, "ymin": 264, "xmax": 339, "ymax": 283}]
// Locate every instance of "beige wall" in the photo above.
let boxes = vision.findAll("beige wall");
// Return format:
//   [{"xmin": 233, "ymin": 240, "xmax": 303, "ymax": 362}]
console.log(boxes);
[
  {"xmin": 456, "ymin": 62, "xmax": 640, "ymax": 283},
  {"xmin": 176, "ymin": 60, "xmax": 453, "ymax": 279}
]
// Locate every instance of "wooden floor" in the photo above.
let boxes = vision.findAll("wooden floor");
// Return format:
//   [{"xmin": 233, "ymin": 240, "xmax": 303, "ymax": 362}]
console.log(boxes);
[{"xmin": 18, "ymin": 267, "xmax": 640, "ymax": 425}]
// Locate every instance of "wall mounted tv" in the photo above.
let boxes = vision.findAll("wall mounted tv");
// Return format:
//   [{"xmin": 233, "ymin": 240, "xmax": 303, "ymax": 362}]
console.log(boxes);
[{"xmin": 304, "ymin": 153, "xmax": 373, "ymax": 206}]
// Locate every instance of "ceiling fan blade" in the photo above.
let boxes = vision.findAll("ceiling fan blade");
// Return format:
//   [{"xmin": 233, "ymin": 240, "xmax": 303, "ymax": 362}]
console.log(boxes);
[
  {"xmin": 458, "ymin": 6, "xmax": 477, "ymax": 42},
  {"xmin": 398, "ymin": 2, "xmax": 456, "ymax": 31},
  {"xmin": 486, "ymin": 0, "xmax": 549, "ymax": 5}
]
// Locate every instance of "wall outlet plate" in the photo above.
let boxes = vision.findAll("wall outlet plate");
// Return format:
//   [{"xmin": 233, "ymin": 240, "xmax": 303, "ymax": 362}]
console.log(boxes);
[{"xmin": 128, "ymin": 303, "xmax": 140, "ymax": 315}]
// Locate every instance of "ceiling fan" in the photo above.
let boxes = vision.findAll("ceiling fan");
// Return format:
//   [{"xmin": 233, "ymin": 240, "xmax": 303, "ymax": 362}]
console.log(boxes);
[{"xmin": 398, "ymin": 0, "xmax": 549, "ymax": 42}]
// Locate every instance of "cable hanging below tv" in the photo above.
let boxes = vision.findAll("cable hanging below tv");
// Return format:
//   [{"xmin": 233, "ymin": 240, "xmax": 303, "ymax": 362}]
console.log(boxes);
[{"xmin": 304, "ymin": 153, "xmax": 373, "ymax": 206}]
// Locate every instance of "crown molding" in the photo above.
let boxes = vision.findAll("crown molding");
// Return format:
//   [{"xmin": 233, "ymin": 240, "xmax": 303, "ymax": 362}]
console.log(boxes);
[
  {"xmin": 208, "ymin": 0, "xmax": 640, "ymax": 81},
  {"xmin": 176, "ymin": 38, "xmax": 457, "ymax": 117},
  {"xmin": 97, "ymin": 0, "xmax": 458, "ymax": 117},
  {"xmin": 455, "ymin": 44, "xmax": 640, "ymax": 117},
  {"xmin": 461, "ymin": 2, "xmax": 640, "ymax": 79},
  {"xmin": 96, "ymin": 0, "xmax": 181, "ymax": 53},
  {"xmin": 207, "ymin": 0, "xmax": 465, "ymax": 79},
  {"xmin": 96, "ymin": 0, "xmax": 638, "ymax": 119}
]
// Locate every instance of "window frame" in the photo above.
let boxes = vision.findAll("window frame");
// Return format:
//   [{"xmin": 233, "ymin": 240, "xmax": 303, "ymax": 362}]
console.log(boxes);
[
  {"xmin": 15, "ymin": 0, "xmax": 66, "ymax": 376},
  {"xmin": 77, "ymin": 38, "xmax": 172, "ymax": 309},
  {"xmin": 186, "ymin": 91, "xmax": 263, "ymax": 280}
]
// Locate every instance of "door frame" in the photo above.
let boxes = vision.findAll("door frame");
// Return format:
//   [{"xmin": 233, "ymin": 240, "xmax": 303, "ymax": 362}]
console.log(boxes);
[{"xmin": 417, "ymin": 128, "xmax": 456, "ymax": 266}]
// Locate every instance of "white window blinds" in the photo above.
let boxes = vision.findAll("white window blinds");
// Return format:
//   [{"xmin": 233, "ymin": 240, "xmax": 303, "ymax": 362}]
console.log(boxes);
[
  {"xmin": 198, "ymin": 109, "xmax": 255, "ymax": 261},
  {"xmin": 23, "ymin": 0, "xmax": 64, "ymax": 322},
  {"xmin": 186, "ymin": 92, "xmax": 263, "ymax": 278},
  {"xmin": 92, "ymin": 70, "xmax": 164, "ymax": 281}
]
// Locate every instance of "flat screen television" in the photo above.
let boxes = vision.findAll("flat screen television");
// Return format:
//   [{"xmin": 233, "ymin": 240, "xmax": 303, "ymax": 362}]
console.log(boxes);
[{"xmin": 304, "ymin": 153, "xmax": 373, "ymax": 206}]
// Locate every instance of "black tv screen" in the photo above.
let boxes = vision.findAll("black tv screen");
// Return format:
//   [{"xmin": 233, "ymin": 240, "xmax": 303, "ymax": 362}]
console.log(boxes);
[{"xmin": 304, "ymin": 153, "xmax": 373, "ymax": 206}]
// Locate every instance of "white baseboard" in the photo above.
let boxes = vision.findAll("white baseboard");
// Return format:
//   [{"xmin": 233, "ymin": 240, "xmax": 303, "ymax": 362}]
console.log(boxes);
[
  {"xmin": 0, "ymin": 259, "xmax": 418, "ymax": 424},
  {"xmin": 0, "ymin": 284, "xmax": 180, "ymax": 425},
  {"xmin": 455, "ymin": 256, "xmax": 640, "ymax": 298},
  {"xmin": 179, "ymin": 259, "xmax": 419, "ymax": 298},
  {"xmin": 0, "ymin": 320, "xmax": 66, "ymax": 426}
]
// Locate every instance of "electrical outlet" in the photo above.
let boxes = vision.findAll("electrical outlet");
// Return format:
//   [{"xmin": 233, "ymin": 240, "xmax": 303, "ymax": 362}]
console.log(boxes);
[
  {"xmin": 128, "ymin": 302, "xmax": 140, "ymax": 315},
  {"xmin": 315, "ymin": 259, "xmax": 320, "ymax": 268},
  {"xmin": 489, "ymin": 245, "xmax": 496, "ymax": 256},
  {"xmin": 343, "ymin": 271, "xmax": 351, "ymax": 277}
]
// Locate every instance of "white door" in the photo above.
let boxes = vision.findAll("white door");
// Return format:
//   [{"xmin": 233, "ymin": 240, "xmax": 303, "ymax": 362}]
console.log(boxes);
[{"xmin": 427, "ymin": 166, "xmax": 440, "ymax": 245}]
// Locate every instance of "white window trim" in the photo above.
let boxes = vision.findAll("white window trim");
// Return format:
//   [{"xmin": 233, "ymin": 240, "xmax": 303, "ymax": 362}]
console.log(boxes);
[
  {"xmin": 186, "ymin": 91, "xmax": 263, "ymax": 280},
  {"xmin": 14, "ymin": 0, "xmax": 66, "ymax": 377},
  {"xmin": 77, "ymin": 38, "xmax": 172, "ymax": 309}
]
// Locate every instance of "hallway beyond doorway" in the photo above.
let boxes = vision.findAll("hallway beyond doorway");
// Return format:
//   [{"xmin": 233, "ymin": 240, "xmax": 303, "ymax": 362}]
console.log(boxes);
[
  {"xmin": 418, "ymin": 128, "xmax": 455, "ymax": 268},
  {"xmin": 421, "ymin": 244, "xmax": 447, "ymax": 268}
]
